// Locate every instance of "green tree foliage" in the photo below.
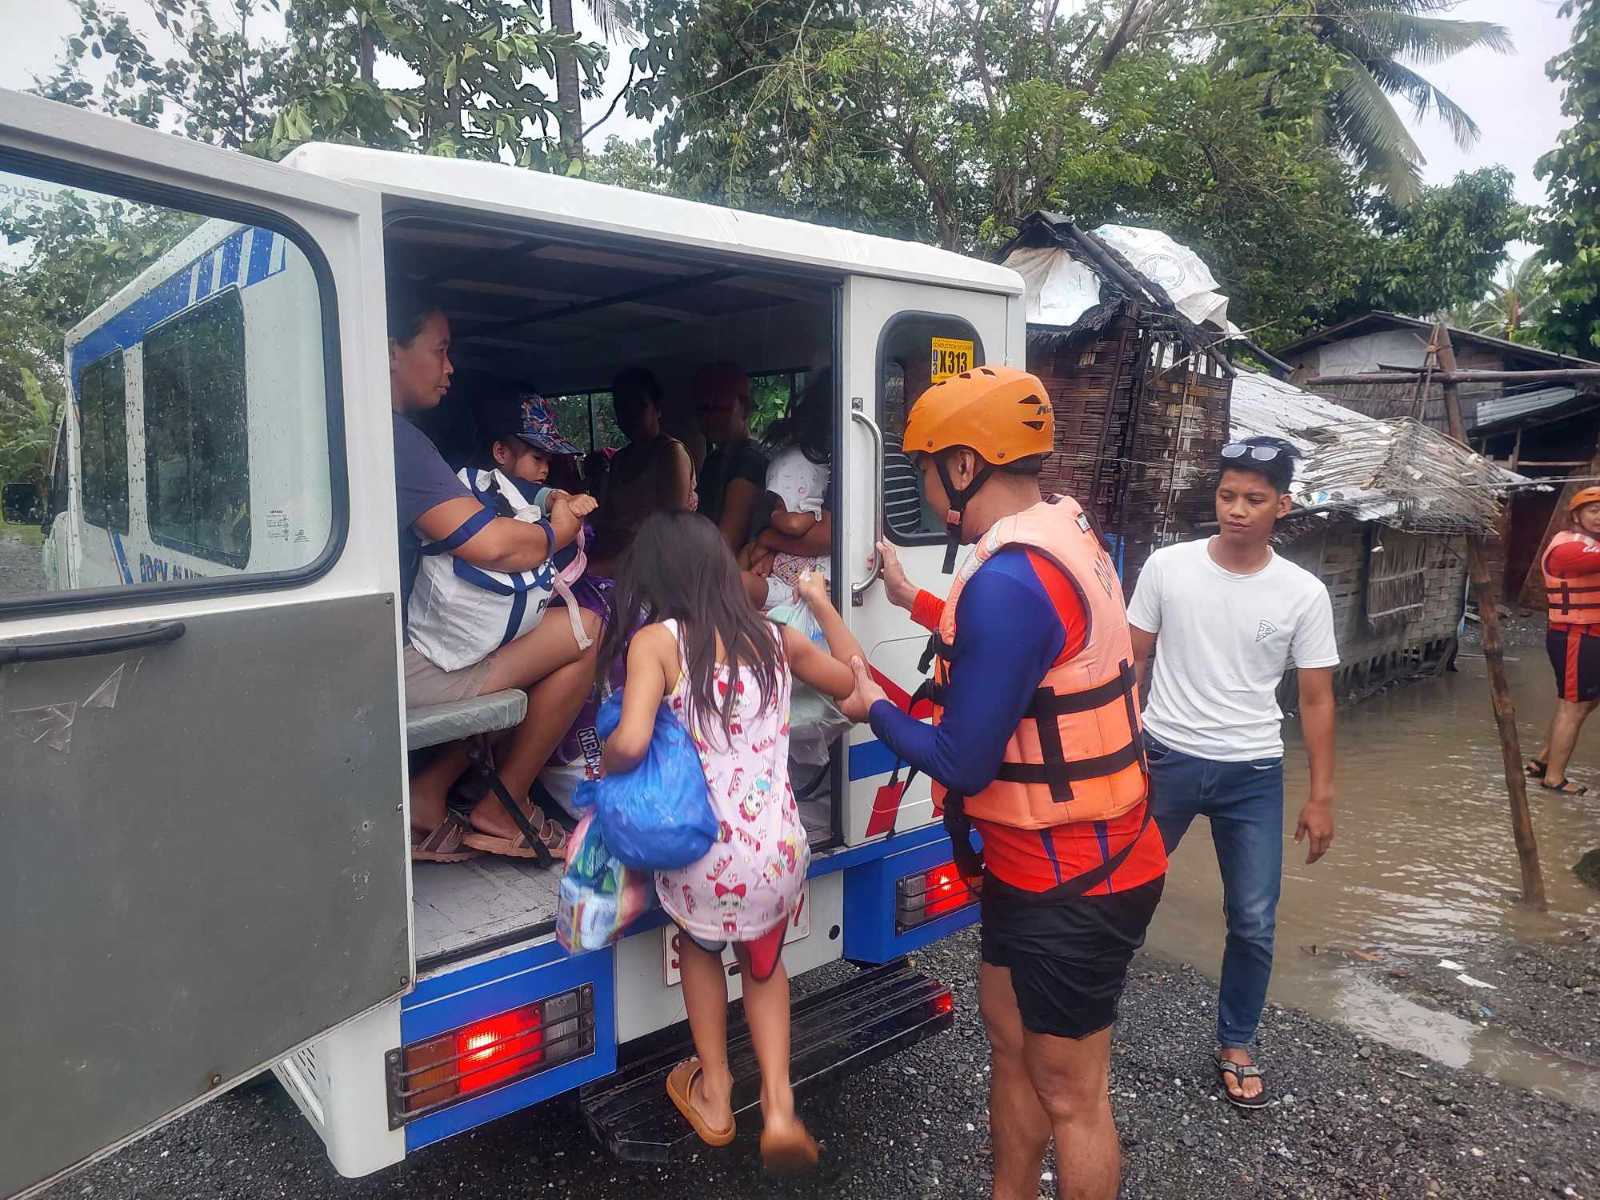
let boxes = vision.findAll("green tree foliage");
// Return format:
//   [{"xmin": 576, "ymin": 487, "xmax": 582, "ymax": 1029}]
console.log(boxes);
[
  {"xmin": 36, "ymin": 0, "xmax": 604, "ymax": 165},
  {"xmin": 1303, "ymin": 0, "xmax": 1511, "ymax": 203},
  {"xmin": 620, "ymin": 0, "xmax": 1518, "ymax": 341},
  {"xmin": 1443, "ymin": 256, "xmax": 1555, "ymax": 343},
  {"xmin": 1331, "ymin": 167, "xmax": 1529, "ymax": 323},
  {"xmin": 1537, "ymin": 0, "xmax": 1600, "ymax": 357}
]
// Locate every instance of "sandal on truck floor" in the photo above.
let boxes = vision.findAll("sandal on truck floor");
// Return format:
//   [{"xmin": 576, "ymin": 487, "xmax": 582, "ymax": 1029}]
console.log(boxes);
[
  {"xmin": 410, "ymin": 811, "xmax": 481, "ymax": 863},
  {"xmin": 1526, "ymin": 757, "xmax": 1548, "ymax": 778},
  {"xmin": 456, "ymin": 768, "xmax": 563, "ymax": 863},
  {"xmin": 665, "ymin": 1058, "xmax": 736, "ymax": 1148}
]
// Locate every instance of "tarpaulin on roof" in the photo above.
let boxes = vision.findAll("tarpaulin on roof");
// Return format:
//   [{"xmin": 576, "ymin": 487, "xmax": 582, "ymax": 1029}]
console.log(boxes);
[{"xmin": 1091, "ymin": 225, "xmax": 1232, "ymax": 333}]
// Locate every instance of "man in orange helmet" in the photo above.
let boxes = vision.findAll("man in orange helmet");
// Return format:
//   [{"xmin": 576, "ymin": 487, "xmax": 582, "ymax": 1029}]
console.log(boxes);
[
  {"xmin": 844, "ymin": 365, "xmax": 1167, "ymax": 1200},
  {"xmin": 1527, "ymin": 485, "xmax": 1600, "ymax": 795}
]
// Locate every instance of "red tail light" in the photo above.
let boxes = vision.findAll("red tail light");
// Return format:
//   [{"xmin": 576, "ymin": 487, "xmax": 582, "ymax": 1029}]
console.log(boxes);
[
  {"xmin": 895, "ymin": 861, "xmax": 981, "ymax": 932},
  {"xmin": 387, "ymin": 984, "xmax": 595, "ymax": 1126}
]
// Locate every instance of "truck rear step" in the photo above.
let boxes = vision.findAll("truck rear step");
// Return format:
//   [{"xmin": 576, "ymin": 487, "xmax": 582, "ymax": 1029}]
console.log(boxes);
[{"xmin": 579, "ymin": 959, "xmax": 953, "ymax": 1162}]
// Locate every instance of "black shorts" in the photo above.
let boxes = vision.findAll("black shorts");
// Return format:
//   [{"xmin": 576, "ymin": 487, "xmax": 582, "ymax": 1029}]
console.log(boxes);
[
  {"xmin": 980, "ymin": 874, "xmax": 1165, "ymax": 1040},
  {"xmin": 1547, "ymin": 626, "xmax": 1600, "ymax": 702}
]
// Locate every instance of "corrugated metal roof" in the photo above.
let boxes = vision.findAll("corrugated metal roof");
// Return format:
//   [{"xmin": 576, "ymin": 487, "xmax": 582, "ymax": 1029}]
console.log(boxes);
[
  {"xmin": 1230, "ymin": 371, "xmax": 1520, "ymax": 534},
  {"xmin": 1471, "ymin": 386, "xmax": 1578, "ymax": 429}
]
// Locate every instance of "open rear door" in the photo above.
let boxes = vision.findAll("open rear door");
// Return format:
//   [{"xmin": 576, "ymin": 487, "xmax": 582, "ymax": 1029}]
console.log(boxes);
[
  {"xmin": 0, "ymin": 93, "xmax": 405, "ymax": 1198},
  {"xmin": 838, "ymin": 275, "xmax": 1020, "ymax": 844}
]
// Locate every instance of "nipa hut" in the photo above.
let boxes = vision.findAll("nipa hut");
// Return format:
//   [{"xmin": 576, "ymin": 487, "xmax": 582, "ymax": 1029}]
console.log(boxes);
[
  {"xmin": 1231, "ymin": 370, "xmax": 1522, "ymax": 703},
  {"xmin": 999, "ymin": 214, "xmax": 1234, "ymax": 584}
]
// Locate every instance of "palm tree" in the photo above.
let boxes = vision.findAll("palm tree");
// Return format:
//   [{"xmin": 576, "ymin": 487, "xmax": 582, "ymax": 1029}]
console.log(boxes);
[
  {"xmin": 1312, "ymin": 1, "xmax": 1512, "ymax": 203},
  {"xmin": 547, "ymin": 0, "xmax": 636, "ymax": 162},
  {"xmin": 1478, "ymin": 256, "xmax": 1555, "ymax": 341}
]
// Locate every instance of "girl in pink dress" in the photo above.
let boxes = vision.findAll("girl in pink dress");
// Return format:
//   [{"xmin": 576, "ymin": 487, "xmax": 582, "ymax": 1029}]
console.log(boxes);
[{"xmin": 600, "ymin": 511, "xmax": 861, "ymax": 1173}]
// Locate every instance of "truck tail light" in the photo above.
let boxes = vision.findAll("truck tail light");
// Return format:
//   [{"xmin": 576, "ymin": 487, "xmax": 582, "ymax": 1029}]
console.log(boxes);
[
  {"xmin": 895, "ymin": 861, "xmax": 981, "ymax": 932},
  {"xmin": 387, "ymin": 984, "xmax": 595, "ymax": 1126}
]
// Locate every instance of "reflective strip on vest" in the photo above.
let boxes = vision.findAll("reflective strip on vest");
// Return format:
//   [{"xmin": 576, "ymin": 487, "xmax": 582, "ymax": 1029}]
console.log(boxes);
[
  {"xmin": 1543, "ymin": 530, "xmax": 1600, "ymax": 625},
  {"xmin": 929, "ymin": 495, "xmax": 1148, "ymax": 831}
]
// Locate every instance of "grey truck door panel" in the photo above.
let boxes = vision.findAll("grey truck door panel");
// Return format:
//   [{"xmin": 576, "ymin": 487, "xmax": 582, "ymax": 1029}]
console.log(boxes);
[{"xmin": 0, "ymin": 91, "xmax": 406, "ymax": 1198}]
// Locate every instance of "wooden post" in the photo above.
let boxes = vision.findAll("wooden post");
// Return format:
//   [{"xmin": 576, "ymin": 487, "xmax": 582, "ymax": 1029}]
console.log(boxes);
[{"xmin": 1435, "ymin": 325, "xmax": 1549, "ymax": 910}]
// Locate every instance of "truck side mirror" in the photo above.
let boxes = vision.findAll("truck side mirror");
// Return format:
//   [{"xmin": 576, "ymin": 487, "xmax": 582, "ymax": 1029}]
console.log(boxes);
[{"xmin": 2, "ymin": 481, "xmax": 44, "ymax": 526}]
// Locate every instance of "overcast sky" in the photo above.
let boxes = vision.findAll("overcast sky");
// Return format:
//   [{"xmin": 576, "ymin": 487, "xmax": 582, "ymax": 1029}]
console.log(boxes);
[{"xmin": 0, "ymin": 0, "xmax": 1575, "ymax": 205}]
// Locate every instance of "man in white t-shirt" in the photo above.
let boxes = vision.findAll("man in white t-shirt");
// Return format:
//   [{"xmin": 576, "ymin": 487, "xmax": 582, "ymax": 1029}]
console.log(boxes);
[{"xmin": 1126, "ymin": 435, "xmax": 1338, "ymax": 1110}]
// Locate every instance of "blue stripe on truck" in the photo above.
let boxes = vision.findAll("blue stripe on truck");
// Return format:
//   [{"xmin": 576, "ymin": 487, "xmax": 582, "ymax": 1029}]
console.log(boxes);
[{"xmin": 70, "ymin": 228, "xmax": 284, "ymax": 377}]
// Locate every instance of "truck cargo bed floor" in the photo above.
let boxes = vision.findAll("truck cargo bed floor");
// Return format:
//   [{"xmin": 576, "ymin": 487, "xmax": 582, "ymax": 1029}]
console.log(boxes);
[{"xmin": 579, "ymin": 959, "xmax": 953, "ymax": 1163}]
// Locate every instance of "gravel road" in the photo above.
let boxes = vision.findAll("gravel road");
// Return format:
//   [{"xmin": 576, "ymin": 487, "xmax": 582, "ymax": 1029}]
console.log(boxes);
[{"xmin": 41, "ymin": 934, "xmax": 1600, "ymax": 1200}]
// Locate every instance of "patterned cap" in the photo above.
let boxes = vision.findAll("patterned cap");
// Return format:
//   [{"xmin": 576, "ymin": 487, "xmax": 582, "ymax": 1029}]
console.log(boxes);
[{"xmin": 485, "ymin": 393, "xmax": 581, "ymax": 456}]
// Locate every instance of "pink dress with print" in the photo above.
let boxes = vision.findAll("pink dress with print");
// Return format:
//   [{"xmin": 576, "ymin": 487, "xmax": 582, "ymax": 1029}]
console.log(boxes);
[{"xmin": 655, "ymin": 619, "xmax": 811, "ymax": 943}]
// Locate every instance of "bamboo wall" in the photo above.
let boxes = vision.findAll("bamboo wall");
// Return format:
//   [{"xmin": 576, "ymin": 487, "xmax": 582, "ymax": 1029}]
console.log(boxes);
[
  {"xmin": 1277, "ymin": 523, "xmax": 1468, "ymax": 706},
  {"xmin": 1029, "ymin": 310, "xmax": 1232, "ymax": 589}
]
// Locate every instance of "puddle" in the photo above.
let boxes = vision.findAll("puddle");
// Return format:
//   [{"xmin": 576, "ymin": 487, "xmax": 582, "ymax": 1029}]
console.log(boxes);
[{"xmin": 1144, "ymin": 624, "xmax": 1600, "ymax": 1109}]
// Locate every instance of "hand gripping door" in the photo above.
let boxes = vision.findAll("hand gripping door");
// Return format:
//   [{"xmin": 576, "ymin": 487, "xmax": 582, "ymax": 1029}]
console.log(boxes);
[{"xmin": 0, "ymin": 92, "xmax": 403, "ymax": 1198}]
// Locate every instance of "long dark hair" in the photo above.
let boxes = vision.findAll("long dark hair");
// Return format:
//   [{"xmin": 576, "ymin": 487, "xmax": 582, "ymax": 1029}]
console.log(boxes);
[
  {"xmin": 601, "ymin": 511, "xmax": 783, "ymax": 742},
  {"xmin": 762, "ymin": 369, "xmax": 832, "ymax": 466}
]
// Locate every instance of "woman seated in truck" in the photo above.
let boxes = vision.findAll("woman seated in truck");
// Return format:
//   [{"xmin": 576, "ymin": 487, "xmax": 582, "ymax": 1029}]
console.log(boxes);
[
  {"xmin": 590, "ymin": 365, "xmax": 697, "ymax": 568},
  {"xmin": 694, "ymin": 361, "xmax": 768, "ymax": 552},
  {"xmin": 738, "ymin": 370, "xmax": 833, "ymax": 613},
  {"xmin": 388, "ymin": 284, "xmax": 601, "ymax": 864}
]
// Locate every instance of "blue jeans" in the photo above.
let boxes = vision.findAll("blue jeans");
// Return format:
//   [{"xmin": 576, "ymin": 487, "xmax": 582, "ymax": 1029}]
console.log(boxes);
[{"xmin": 1145, "ymin": 733, "xmax": 1284, "ymax": 1049}]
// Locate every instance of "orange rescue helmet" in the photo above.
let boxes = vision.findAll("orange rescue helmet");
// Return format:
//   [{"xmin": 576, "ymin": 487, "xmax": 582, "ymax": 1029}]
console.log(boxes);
[
  {"xmin": 1569, "ymin": 486, "xmax": 1600, "ymax": 514},
  {"xmin": 902, "ymin": 365, "xmax": 1054, "ymax": 467},
  {"xmin": 901, "ymin": 364, "xmax": 1055, "ymax": 572}
]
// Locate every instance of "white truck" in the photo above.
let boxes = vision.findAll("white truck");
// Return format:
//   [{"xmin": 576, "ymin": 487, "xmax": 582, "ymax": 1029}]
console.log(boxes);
[{"xmin": 0, "ymin": 89, "xmax": 1026, "ymax": 1198}]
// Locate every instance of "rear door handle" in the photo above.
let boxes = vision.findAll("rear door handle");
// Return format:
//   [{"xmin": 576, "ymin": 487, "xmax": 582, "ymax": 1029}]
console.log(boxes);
[
  {"xmin": 851, "ymin": 401, "xmax": 885, "ymax": 605},
  {"xmin": 0, "ymin": 621, "xmax": 186, "ymax": 665}
]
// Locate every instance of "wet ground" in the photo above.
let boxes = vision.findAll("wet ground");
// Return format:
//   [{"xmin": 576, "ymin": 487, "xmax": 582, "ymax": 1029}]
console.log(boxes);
[
  {"xmin": 29, "ymin": 614, "xmax": 1600, "ymax": 1198},
  {"xmin": 40, "ymin": 941, "xmax": 1600, "ymax": 1200},
  {"xmin": 1144, "ymin": 617, "xmax": 1600, "ymax": 1111},
  {"xmin": 0, "ymin": 528, "xmax": 46, "ymax": 596}
]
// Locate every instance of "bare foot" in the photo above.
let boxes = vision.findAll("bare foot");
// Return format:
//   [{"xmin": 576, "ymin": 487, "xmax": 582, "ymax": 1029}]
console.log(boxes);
[{"xmin": 1218, "ymin": 1047, "xmax": 1264, "ymax": 1103}]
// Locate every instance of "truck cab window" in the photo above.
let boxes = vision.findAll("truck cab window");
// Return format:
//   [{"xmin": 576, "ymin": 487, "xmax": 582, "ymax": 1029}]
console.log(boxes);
[
  {"xmin": 77, "ymin": 350, "xmax": 128, "ymax": 533},
  {"xmin": 878, "ymin": 315, "xmax": 984, "ymax": 543},
  {"xmin": 144, "ymin": 291, "xmax": 250, "ymax": 567},
  {"xmin": 0, "ymin": 160, "xmax": 336, "ymax": 602}
]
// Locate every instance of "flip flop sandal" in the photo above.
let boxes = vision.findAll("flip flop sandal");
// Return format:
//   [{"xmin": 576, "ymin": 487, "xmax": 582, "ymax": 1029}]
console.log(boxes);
[
  {"xmin": 1526, "ymin": 758, "xmax": 1548, "ymax": 778},
  {"xmin": 411, "ymin": 811, "xmax": 482, "ymax": 863},
  {"xmin": 457, "ymin": 769, "xmax": 556, "ymax": 865},
  {"xmin": 760, "ymin": 1125, "xmax": 821, "ymax": 1176},
  {"xmin": 665, "ymin": 1058, "xmax": 735, "ymax": 1148},
  {"xmin": 1215, "ymin": 1053, "xmax": 1269, "ymax": 1110},
  {"xmin": 1538, "ymin": 778, "xmax": 1590, "ymax": 796}
]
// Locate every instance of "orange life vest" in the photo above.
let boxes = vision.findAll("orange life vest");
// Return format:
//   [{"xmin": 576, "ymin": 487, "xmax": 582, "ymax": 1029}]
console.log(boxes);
[
  {"xmin": 929, "ymin": 495, "xmax": 1148, "ymax": 830},
  {"xmin": 1543, "ymin": 530, "xmax": 1600, "ymax": 626}
]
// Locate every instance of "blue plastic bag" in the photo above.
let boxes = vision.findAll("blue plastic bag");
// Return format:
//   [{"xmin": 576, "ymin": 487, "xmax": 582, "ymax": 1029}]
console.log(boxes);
[{"xmin": 573, "ymin": 692, "xmax": 717, "ymax": 871}]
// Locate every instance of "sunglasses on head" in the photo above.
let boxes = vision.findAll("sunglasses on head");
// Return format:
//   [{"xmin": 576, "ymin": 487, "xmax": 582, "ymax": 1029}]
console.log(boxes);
[{"xmin": 1220, "ymin": 442, "xmax": 1287, "ymax": 463}]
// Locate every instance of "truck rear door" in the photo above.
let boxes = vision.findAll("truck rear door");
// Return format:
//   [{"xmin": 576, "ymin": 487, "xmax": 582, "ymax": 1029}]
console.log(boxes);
[
  {"xmin": 838, "ymin": 275, "xmax": 1018, "ymax": 844},
  {"xmin": 0, "ymin": 92, "xmax": 405, "ymax": 1199}
]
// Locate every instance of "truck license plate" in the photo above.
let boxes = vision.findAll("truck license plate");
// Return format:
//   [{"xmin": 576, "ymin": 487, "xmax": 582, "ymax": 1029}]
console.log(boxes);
[{"xmin": 662, "ymin": 882, "xmax": 811, "ymax": 986}]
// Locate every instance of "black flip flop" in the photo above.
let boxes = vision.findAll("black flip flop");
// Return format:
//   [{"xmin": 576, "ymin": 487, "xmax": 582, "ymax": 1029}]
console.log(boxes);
[
  {"xmin": 1215, "ymin": 1052, "xmax": 1269, "ymax": 1109},
  {"xmin": 1526, "ymin": 758, "xmax": 1548, "ymax": 779},
  {"xmin": 1538, "ymin": 777, "xmax": 1589, "ymax": 796}
]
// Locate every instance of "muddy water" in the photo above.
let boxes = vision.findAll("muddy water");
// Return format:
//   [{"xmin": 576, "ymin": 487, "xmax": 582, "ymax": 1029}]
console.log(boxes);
[{"xmin": 1143, "ymin": 623, "xmax": 1600, "ymax": 1108}]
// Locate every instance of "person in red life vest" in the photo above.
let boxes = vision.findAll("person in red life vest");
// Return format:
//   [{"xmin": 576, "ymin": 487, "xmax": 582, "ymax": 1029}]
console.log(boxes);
[
  {"xmin": 841, "ymin": 365, "xmax": 1166, "ymax": 1200},
  {"xmin": 1527, "ymin": 485, "xmax": 1600, "ymax": 795},
  {"xmin": 1126, "ymin": 437, "xmax": 1339, "ymax": 1109}
]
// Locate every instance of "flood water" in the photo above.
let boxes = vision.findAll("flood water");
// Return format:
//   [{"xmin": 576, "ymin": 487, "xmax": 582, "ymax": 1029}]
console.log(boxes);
[{"xmin": 1143, "ymin": 620, "xmax": 1600, "ymax": 1109}]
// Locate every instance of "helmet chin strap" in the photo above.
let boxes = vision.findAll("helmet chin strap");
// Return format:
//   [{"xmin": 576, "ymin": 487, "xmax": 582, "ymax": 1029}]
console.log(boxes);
[{"xmin": 935, "ymin": 454, "xmax": 994, "ymax": 574}]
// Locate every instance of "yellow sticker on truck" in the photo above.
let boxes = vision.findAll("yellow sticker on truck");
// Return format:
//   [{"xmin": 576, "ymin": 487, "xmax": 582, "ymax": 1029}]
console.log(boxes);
[{"xmin": 930, "ymin": 337, "xmax": 974, "ymax": 382}]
